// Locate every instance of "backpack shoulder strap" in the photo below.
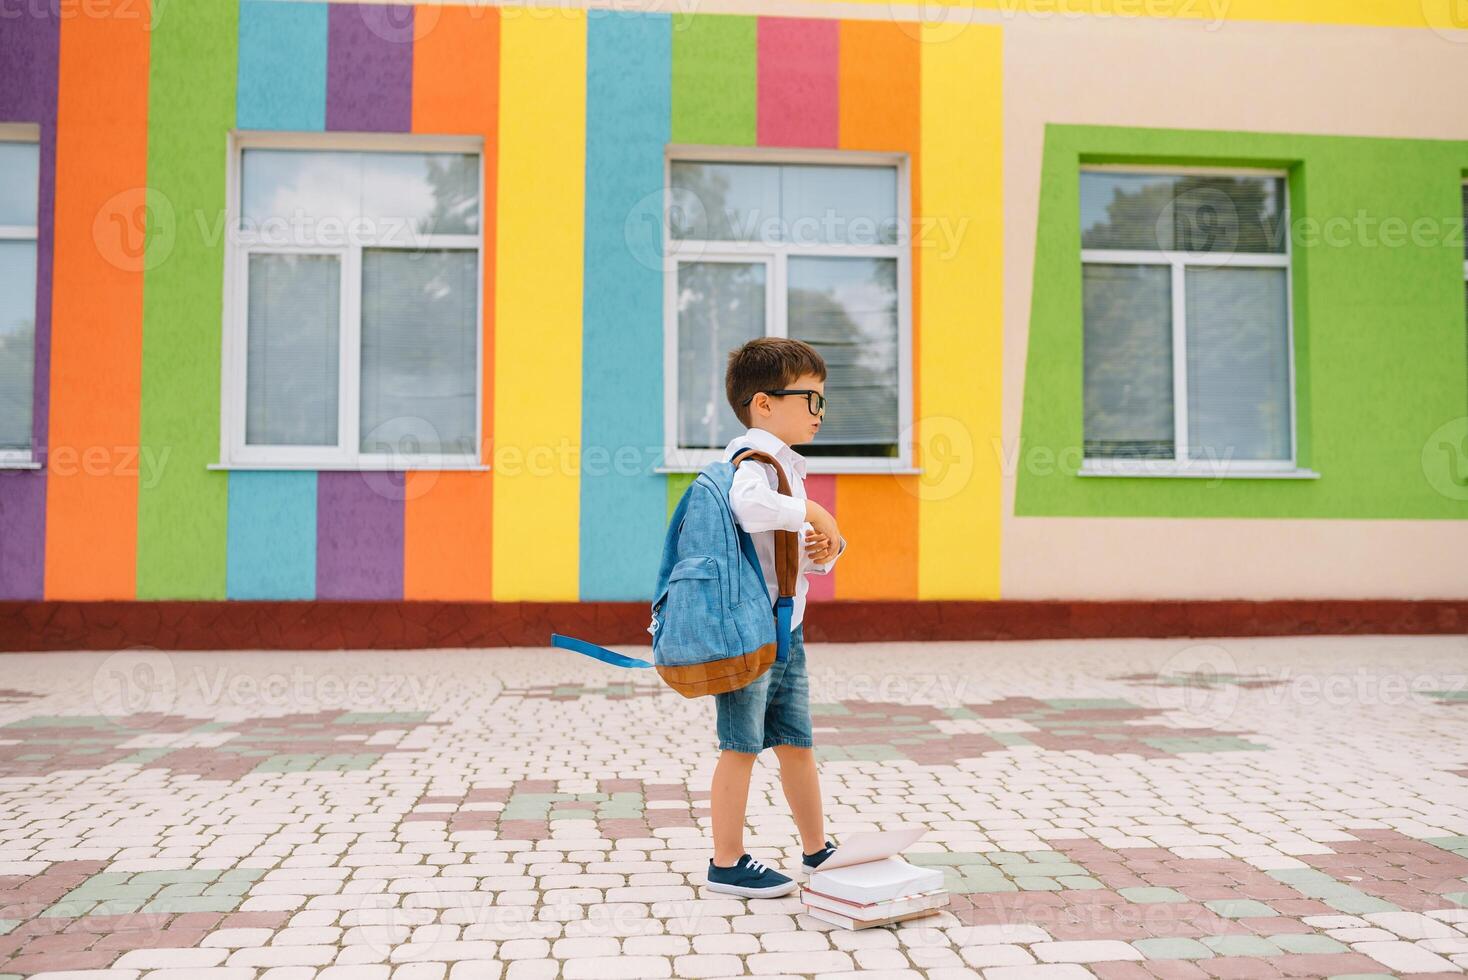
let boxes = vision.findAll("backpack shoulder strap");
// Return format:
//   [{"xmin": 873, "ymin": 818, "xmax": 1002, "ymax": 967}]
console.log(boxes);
[{"xmin": 729, "ymin": 447, "xmax": 799, "ymax": 602}]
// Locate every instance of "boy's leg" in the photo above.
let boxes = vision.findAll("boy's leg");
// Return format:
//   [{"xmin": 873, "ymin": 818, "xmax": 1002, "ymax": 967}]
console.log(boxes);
[
  {"xmin": 763, "ymin": 625, "xmax": 825, "ymax": 854},
  {"xmin": 711, "ymin": 648, "xmax": 780, "ymax": 867},
  {"xmin": 771, "ymin": 743, "xmax": 825, "ymax": 855},
  {"xmin": 710, "ymin": 749, "xmax": 758, "ymax": 866}
]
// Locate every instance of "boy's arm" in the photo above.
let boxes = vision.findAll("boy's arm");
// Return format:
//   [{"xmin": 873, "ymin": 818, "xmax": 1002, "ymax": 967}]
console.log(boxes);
[{"xmin": 728, "ymin": 459, "xmax": 807, "ymax": 532}]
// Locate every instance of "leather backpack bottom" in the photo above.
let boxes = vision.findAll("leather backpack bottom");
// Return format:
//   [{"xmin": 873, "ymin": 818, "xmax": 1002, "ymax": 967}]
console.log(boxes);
[{"xmin": 657, "ymin": 642, "xmax": 778, "ymax": 698}]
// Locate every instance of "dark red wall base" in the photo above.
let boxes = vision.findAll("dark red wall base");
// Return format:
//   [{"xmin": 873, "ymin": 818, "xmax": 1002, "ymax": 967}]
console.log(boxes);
[{"xmin": 2, "ymin": 599, "xmax": 1465, "ymax": 651}]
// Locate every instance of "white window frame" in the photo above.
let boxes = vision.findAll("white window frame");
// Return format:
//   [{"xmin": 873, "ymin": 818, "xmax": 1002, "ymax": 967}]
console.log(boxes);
[
  {"xmin": 660, "ymin": 145, "xmax": 916, "ymax": 475},
  {"xmin": 1077, "ymin": 163, "xmax": 1317, "ymax": 480},
  {"xmin": 217, "ymin": 130, "xmax": 487, "ymax": 472},
  {"xmin": 0, "ymin": 124, "xmax": 41, "ymax": 469}
]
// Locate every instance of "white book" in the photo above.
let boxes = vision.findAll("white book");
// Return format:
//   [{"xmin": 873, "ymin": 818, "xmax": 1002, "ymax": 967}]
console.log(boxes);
[
  {"xmin": 807, "ymin": 855, "xmax": 944, "ymax": 905},
  {"xmin": 802, "ymin": 885, "xmax": 950, "ymax": 921},
  {"xmin": 804, "ymin": 903, "xmax": 943, "ymax": 931},
  {"xmin": 803, "ymin": 827, "xmax": 946, "ymax": 906}
]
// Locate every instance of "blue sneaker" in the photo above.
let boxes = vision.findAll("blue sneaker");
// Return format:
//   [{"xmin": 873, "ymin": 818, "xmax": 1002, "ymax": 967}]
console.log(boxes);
[
  {"xmin": 706, "ymin": 853, "xmax": 797, "ymax": 898},
  {"xmin": 798, "ymin": 839, "xmax": 837, "ymax": 878}
]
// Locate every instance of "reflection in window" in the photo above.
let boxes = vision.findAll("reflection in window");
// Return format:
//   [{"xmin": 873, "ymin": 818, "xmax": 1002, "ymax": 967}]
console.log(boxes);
[
  {"xmin": 360, "ymin": 248, "xmax": 477, "ymax": 455},
  {"xmin": 241, "ymin": 148, "xmax": 479, "ymax": 243},
  {"xmin": 1083, "ymin": 264, "xmax": 1173, "ymax": 459},
  {"xmin": 788, "ymin": 257, "xmax": 898, "ymax": 456},
  {"xmin": 1080, "ymin": 171, "xmax": 1285, "ymax": 254},
  {"xmin": 1080, "ymin": 168, "xmax": 1293, "ymax": 465},
  {"xmin": 677, "ymin": 261, "xmax": 766, "ymax": 450},
  {"xmin": 668, "ymin": 156, "xmax": 907, "ymax": 462},
  {"xmin": 670, "ymin": 160, "xmax": 897, "ymax": 246},
  {"xmin": 0, "ymin": 140, "xmax": 39, "ymax": 456},
  {"xmin": 228, "ymin": 142, "xmax": 482, "ymax": 466}
]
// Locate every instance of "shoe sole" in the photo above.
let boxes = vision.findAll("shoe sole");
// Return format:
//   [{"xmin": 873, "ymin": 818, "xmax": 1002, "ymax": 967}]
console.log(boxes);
[{"xmin": 705, "ymin": 878, "xmax": 799, "ymax": 898}]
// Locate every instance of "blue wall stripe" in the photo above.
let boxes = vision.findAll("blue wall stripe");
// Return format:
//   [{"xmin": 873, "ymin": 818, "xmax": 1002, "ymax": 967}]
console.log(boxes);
[
  {"xmin": 579, "ymin": 12, "xmax": 672, "ymax": 600},
  {"xmin": 237, "ymin": 0, "xmax": 328, "ymax": 130},
  {"xmin": 226, "ymin": 471, "xmax": 318, "ymax": 599},
  {"xmin": 228, "ymin": 0, "xmax": 326, "ymax": 599}
]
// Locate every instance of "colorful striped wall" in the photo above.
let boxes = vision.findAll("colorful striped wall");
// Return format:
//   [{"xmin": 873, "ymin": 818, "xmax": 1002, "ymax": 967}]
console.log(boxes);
[
  {"xmin": 0, "ymin": 2, "xmax": 1005, "ymax": 604},
  {"xmin": 4, "ymin": 0, "xmax": 1467, "ymax": 612}
]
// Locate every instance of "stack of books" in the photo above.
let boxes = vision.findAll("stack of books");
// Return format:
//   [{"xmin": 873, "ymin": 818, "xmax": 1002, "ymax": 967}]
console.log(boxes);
[{"xmin": 800, "ymin": 828, "xmax": 949, "ymax": 930}]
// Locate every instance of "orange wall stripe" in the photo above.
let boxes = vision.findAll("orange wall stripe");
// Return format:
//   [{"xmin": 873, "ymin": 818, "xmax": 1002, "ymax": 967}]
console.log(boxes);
[
  {"xmin": 833, "ymin": 19, "xmax": 920, "ymax": 600},
  {"xmin": 43, "ymin": 5, "xmax": 149, "ymax": 599},
  {"xmin": 404, "ymin": 4, "xmax": 498, "ymax": 600}
]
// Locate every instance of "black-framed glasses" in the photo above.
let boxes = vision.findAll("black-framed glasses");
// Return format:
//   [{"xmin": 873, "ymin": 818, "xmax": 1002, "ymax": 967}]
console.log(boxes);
[{"xmin": 741, "ymin": 389, "xmax": 826, "ymax": 416}]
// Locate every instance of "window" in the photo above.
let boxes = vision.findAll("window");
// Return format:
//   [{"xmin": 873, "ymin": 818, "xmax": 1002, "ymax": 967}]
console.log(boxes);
[
  {"xmin": 663, "ymin": 150, "xmax": 912, "ymax": 472},
  {"xmin": 1079, "ymin": 166, "xmax": 1301, "ymax": 477},
  {"xmin": 221, "ymin": 134, "xmax": 483, "ymax": 469},
  {"xmin": 0, "ymin": 133, "xmax": 40, "ymax": 466}
]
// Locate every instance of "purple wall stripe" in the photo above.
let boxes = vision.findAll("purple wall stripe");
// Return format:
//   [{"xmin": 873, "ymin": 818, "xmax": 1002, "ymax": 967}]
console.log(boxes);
[
  {"xmin": 0, "ymin": 6, "xmax": 58, "ymax": 599},
  {"xmin": 316, "ymin": 470, "xmax": 405, "ymax": 600},
  {"xmin": 325, "ymin": 3, "xmax": 414, "ymax": 132}
]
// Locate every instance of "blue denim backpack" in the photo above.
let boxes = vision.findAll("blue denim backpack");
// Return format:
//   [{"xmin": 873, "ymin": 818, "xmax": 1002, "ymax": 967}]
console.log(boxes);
[{"xmin": 551, "ymin": 447, "xmax": 798, "ymax": 698}]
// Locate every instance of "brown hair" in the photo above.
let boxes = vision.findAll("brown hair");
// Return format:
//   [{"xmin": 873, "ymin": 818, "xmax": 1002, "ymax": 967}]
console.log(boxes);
[{"xmin": 725, "ymin": 338, "xmax": 827, "ymax": 428}]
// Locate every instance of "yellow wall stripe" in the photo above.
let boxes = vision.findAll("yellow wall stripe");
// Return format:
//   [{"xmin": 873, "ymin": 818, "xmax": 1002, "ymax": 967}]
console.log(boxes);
[
  {"xmin": 322, "ymin": 0, "xmax": 1456, "ymax": 33},
  {"xmin": 492, "ymin": 9, "xmax": 586, "ymax": 600},
  {"xmin": 917, "ymin": 22, "xmax": 1004, "ymax": 600}
]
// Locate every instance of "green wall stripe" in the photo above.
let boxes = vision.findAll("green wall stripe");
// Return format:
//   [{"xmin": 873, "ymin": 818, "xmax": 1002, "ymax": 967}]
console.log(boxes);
[
  {"xmin": 666, "ymin": 472, "xmax": 696, "ymax": 521},
  {"xmin": 137, "ymin": 0, "xmax": 239, "ymax": 597},
  {"xmin": 671, "ymin": 14, "xmax": 755, "ymax": 145},
  {"xmin": 667, "ymin": 14, "xmax": 753, "ymax": 534},
  {"xmin": 1017, "ymin": 124, "xmax": 1468, "ymax": 519}
]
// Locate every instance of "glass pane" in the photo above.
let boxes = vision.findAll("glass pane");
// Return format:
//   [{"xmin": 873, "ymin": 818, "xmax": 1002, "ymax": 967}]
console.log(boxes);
[
  {"xmin": 669, "ymin": 162, "xmax": 780, "ymax": 242},
  {"xmin": 362, "ymin": 152, "xmax": 478, "ymax": 235},
  {"xmin": 0, "ymin": 142, "xmax": 40, "ymax": 227},
  {"xmin": 677, "ymin": 261, "xmax": 766, "ymax": 449},
  {"xmin": 1185, "ymin": 267, "xmax": 1291, "ymax": 461},
  {"xmin": 788, "ymin": 256, "xmax": 898, "ymax": 456},
  {"xmin": 0, "ymin": 241, "xmax": 37, "ymax": 452},
  {"xmin": 246, "ymin": 253, "xmax": 341, "ymax": 446},
  {"xmin": 1083, "ymin": 264, "xmax": 1174, "ymax": 459},
  {"xmin": 1081, "ymin": 172, "xmax": 1286, "ymax": 254},
  {"xmin": 360, "ymin": 249, "xmax": 478, "ymax": 456},
  {"xmin": 780, "ymin": 165, "xmax": 898, "ymax": 246},
  {"xmin": 241, "ymin": 149, "xmax": 479, "ymax": 242}
]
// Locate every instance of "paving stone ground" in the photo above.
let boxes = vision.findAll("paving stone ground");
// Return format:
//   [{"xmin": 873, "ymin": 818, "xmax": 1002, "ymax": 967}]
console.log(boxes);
[{"xmin": 0, "ymin": 634, "xmax": 1465, "ymax": 979}]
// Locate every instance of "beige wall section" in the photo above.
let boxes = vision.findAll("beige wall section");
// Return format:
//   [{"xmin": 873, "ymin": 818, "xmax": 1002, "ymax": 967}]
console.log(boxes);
[
  {"xmin": 1006, "ymin": 519, "xmax": 1467, "ymax": 600},
  {"xmin": 1001, "ymin": 15, "xmax": 1468, "ymax": 601}
]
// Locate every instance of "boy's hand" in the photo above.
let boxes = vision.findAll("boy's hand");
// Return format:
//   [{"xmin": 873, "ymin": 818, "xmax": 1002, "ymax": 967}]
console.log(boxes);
[
  {"xmin": 805, "ymin": 500, "xmax": 841, "ymax": 563},
  {"xmin": 804, "ymin": 529, "xmax": 839, "ymax": 564}
]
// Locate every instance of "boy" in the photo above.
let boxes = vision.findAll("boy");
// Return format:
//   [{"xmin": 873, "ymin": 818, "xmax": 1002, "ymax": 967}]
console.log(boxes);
[{"xmin": 704, "ymin": 338, "xmax": 849, "ymax": 898}]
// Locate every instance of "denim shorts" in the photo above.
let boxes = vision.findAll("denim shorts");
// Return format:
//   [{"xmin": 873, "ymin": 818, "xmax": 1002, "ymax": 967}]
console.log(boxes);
[{"xmin": 714, "ymin": 624, "xmax": 813, "ymax": 754}]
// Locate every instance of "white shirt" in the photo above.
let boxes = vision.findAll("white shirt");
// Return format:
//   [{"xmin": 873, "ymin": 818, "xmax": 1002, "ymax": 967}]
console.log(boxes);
[{"xmin": 723, "ymin": 426, "xmax": 847, "ymax": 630}]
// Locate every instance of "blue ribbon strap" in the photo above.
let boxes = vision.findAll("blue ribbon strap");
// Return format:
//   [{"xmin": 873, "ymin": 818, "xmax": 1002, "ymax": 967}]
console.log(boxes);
[
  {"xmin": 550, "ymin": 633, "xmax": 654, "ymax": 669},
  {"xmin": 774, "ymin": 595, "xmax": 793, "ymax": 662}
]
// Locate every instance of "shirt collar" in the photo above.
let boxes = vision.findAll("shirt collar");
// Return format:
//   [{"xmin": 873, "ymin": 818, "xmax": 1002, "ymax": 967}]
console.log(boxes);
[{"xmin": 734, "ymin": 426, "xmax": 807, "ymax": 480}]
